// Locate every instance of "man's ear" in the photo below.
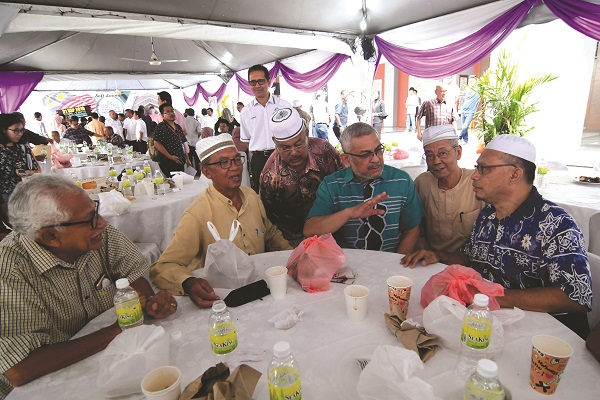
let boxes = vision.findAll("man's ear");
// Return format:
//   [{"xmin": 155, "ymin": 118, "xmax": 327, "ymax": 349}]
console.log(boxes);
[
  {"xmin": 37, "ymin": 228, "xmax": 61, "ymax": 249},
  {"xmin": 455, "ymin": 145, "xmax": 463, "ymax": 160},
  {"xmin": 201, "ymin": 165, "xmax": 212, "ymax": 180},
  {"xmin": 340, "ymin": 153, "xmax": 351, "ymax": 168}
]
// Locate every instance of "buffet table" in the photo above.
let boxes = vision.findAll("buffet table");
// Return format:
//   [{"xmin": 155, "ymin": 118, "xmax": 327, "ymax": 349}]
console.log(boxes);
[
  {"xmin": 53, "ymin": 158, "xmax": 159, "ymax": 180},
  {"xmin": 8, "ymin": 250, "xmax": 600, "ymax": 400}
]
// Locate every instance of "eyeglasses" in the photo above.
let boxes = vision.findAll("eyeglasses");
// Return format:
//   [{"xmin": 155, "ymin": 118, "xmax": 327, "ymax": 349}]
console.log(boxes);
[
  {"xmin": 41, "ymin": 200, "xmax": 100, "ymax": 230},
  {"xmin": 249, "ymin": 79, "xmax": 267, "ymax": 87},
  {"xmin": 474, "ymin": 163, "xmax": 516, "ymax": 174},
  {"xmin": 204, "ymin": 154, "xmax": 246, "ymax": 169},
  {"xmin": 344, "ymin": 144, "xmax": 385, "ymax": 160},
  {"xmin": 276, "ymin": 136, "xmax": 307, "ymax": 154},
  {"xmin": 162, "ymin": 110, "xmax": 175, "ymax": 115},
  {"xmin": 7, "ymin": 128, "xmax": 25, "ymax": 134},
  {"xmin": 423, "ymin": 147, "xmax": 457, "ymax": 161}
]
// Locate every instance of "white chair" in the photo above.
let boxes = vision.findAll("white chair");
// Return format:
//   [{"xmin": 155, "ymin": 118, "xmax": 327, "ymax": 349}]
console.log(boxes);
[
  {"xmin": 587, "ymin": 252, "xmax": 600, "ymax": 329},
  {"xmin": 402, "ymin": 165, "xmax": 428, "ymax": 180},
  {"xmin": 134, "ymin": 242, "xmax": 161, "ymax": 265},
  {"xmin": 589, "ymin": 213, "xmax": 600, "ymax": 257}
]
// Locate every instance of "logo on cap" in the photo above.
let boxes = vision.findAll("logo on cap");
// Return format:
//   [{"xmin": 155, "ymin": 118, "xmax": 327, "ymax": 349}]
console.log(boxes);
[{"xmin": 272, "ymin": 108, "xmax": 293, "ymax": 123}]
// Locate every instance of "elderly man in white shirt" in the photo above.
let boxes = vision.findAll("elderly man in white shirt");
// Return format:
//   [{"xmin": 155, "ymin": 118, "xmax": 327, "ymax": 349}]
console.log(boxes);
[
  {"xmin": 122, "ymin": 109, "xmax": 138, "ymax": 147},
  {"xmin": 105, "ymin": 110, "xmax": 124, "ymax": 139},
  {"xmin": 133, "ymin": 110, "xmax": 148, "ymax": 153}
]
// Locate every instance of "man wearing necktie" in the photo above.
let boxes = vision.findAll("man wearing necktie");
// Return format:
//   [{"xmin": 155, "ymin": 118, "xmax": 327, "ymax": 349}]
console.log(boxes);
[{"xmin": 304, "ymin": 122, "xmax": 423, "ymax": 255}]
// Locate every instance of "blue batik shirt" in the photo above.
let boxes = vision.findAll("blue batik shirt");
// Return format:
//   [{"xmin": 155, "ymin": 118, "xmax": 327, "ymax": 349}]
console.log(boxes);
[
  {"xmin": 307, "ymin": 165, "xmax": 424, "ymax": 252},
  {"xmin": 464, "ymin": 187, "xmax": 592, "ymax": 309}
]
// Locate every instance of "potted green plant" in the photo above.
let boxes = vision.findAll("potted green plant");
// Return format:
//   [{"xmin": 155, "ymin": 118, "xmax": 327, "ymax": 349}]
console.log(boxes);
[{"xmin": 474, "ymin": 49, "xmax": 557, "ymax": 145}]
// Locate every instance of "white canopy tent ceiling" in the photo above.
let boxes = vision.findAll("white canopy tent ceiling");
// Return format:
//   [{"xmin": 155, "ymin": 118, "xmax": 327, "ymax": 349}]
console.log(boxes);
[{"xmin": 0, "ymin": 0, "xmax": 555, "ymax": 90}]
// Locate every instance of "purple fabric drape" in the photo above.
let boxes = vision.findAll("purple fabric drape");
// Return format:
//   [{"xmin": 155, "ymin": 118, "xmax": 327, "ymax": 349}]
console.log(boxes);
[
  {"xmin": 374, "ymin": 0, "xmax": 539, "ymax": 78},
  {"xmin": 235, "ymin": 53, "xmax": 350, "ymax": 96},
  {"xmin": 183, "ymin": 82, "xmax": 227, "ymax": 106},
  {"xmin": 273, "ymin": 54, "xmax": 350, "ymax": 92},
  {"xmin": 0, "ymin": 71, "xmax": 44, "ymax": 113},
  {"xmin": 545, "ymin": 0, "xmax": 600, "ymax": 41}
]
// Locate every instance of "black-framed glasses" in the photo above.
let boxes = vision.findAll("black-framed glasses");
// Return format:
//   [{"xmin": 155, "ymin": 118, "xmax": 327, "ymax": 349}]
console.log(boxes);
[
  {"xmin": 423, "ymin": 146, "xmax": 457, "ymax": 161},
  {"xmin": 474, "ymin": 163, "xmax": 516, "ymax": 174},
  {"xmin": 204, "ymin": 154, "xmax": 246, "ymax": 169},
  {"xmin": 42, "ymin": 200, "xmax": 99, "ymax": 230},
  {"xmin": 7, "ymin": 128, "xmax": 25, "ymax": 134},
  {"xmin": 344, "ymin": 144, "xmax": 385, "ymax": 160},
  {"xmin": 249, "ymin": 79, "xmax": 267, "ymax": 87},
  {"xmin": 276, "ymin": 136, "xmax": 308, "ymax": 154}
]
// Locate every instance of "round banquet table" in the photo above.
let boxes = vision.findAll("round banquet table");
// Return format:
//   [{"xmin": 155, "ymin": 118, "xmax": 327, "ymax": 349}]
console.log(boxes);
[
  {"xmin": 7, "ymin": 250, "xmax": 600, "ymax": 399},
  {"xmin": 102, "ymin": 180, "xmax": 210, "ymax": 252}
]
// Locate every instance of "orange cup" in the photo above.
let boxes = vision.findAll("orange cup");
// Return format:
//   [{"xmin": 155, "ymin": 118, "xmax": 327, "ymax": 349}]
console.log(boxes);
[
  {"xmin": 530, "ymin": 335, "xmax": 573, "ymax": 395},
  {"xmin": 386, "ymin": 276, "xmax": 413, "ymax": 317}
]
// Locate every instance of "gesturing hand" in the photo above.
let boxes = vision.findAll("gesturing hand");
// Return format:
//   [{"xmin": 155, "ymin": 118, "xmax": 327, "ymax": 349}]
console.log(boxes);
[
  {"xmin": 348, "ymin": 192, "xmax": 389, "ymax": 219},
  {"xmin": 182, "ymin": 277, "xmax": 220, "ymax": 308}
]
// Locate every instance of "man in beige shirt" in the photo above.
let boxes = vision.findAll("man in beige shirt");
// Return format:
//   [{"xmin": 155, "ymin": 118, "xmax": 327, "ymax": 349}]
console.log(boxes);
[
  {"xmin": 409, "ymin": 125, "xmax": 484, "ymax": 254},
  {"xmin": 150, "ymin": 134, "xmax": 292, "ymax": 308}
]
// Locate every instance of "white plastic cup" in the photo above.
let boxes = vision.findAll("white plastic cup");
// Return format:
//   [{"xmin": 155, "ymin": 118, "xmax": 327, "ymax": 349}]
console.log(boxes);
[
  {"xmin": 265, "ymin": 266, "xmax": 288, "ymax": 299},
  {"xmin": 344, "ymin": 285, "xmax": 369, "ymax": 322},
  {"xmin": 140, "ymin": 366, "xmax": 181, "ymax": 400},
  {"xmin": 173, "ymin": 175, "xmax": 184, "ymax": 190},
  {"xmin": 143, "ymin": 182, "xmax": 155, "ymax": 196}
]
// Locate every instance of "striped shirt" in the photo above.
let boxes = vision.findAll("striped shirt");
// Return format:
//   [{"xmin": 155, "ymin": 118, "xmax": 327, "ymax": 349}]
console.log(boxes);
[
  {"xmin": 416, "ymin": 97, "xmax": 456, "ymax": 128},
  {"xmin": 307, "ymin": 165, "xmax": 424, "ymax": 252},
  {"xmin": 0, "ymin": 225, "xmax": 147, "ymax": 397}
]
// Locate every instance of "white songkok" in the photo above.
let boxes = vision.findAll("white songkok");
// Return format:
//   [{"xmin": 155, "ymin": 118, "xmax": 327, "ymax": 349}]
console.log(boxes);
[
  {"xmin": 197, "ymin": 133, "xmax": 236, "ymax": 162},
  {"xmin": 292, "ymin": 100, "xmax": 302, "ymax": 108},
  {"xmin": 269, "ymin": 107, "xmax": 305, "ymax": 142},
  {"xmin": 422, "ymin": 124, "xmax": 457, "ymax": 147},
  {"xmin": 485, "ymin": 134, "xmax": 537, "ymax": 164}
]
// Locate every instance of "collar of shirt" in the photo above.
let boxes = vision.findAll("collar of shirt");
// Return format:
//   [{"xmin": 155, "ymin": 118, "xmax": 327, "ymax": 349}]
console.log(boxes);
[
  {"xmin": 206, "ymin": 185, "xmax": 248, "ymax": 214},
  {"xmin": 434, "ymin": 98, "xmax": 446, "ymax": 104},
  {"xmin": 489, "ymin": 186, "xmax": 540, "ymax": 221},
  {"xmin": 249, "ymin": 93, "xmax": 275, "ymax": 108},
  {"xmin": 17, "ymin": 234, "xmax": 77, "ymax": 274}
]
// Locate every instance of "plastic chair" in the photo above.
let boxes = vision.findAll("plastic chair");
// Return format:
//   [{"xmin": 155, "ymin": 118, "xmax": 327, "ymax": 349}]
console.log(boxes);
[{"xmin": 587, "ymin": 252, "xmax": 600, "ymax": 329}]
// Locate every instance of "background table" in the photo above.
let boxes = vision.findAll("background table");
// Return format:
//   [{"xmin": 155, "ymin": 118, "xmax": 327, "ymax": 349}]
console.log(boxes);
[
  {"xmin": 103, "ymin": 180, "xmax": 209, "ymax": 252},
  {"xmin": 53, "ymin": 158, "xmax": 158, "ymax": 180},
  {"xmin": 8, "ymin": 250, "xmax": 600, "ymax": 399}
]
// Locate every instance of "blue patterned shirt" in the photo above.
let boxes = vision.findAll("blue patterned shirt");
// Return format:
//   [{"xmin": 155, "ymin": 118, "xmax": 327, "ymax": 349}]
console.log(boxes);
[
  {"xmin": 307, "ymin": 165, "xmax": 423, "ymax": 252},
  {"xmin": 464, "ymin": 187, "xmax": 592, "ymax": 309}
]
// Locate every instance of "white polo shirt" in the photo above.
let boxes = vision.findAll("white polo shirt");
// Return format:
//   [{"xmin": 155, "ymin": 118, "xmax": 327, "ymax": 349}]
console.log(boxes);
[
  {"xmin": 240, "ymin": 95, "xmax": 292, "ymax": 152},
  {"xmin": 123, "ymin": 117, "xmax": 137, "ymax": 141},
  {"xmin": 135, "ymin": 118, "xmax": 147, "ymax": 141},
  {"xmin": 105, "ymin": 117, "xmax": 124, "ymax": 139}
]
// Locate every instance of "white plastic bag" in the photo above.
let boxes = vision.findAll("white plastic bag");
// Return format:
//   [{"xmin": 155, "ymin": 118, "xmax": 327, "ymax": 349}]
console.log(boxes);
[
  {"xmin": 98, "ymin": 189, "xmax": 131, "ymax": 216},
  {"xmin": 422, "ymin": 295, "xmax": 523, "ymax": 358},
  {"xmin": 202, "ymin": 220, "xmax": 256, "ymax": 289},
  {"xmin": 171, "ymin": 170, "xmax": 195, "ymax": 183},
  {"xmin": 97, "ymin": 325, "xmax": 170, "ymax": 398}
]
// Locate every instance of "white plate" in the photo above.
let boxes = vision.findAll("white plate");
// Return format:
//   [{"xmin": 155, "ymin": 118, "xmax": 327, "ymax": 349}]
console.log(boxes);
[{"xmin": 574, "ymin": 177, "xmax": 600, "ymax": 185}]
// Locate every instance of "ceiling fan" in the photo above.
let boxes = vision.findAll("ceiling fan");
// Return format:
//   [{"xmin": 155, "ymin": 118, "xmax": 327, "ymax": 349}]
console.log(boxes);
[{"xmin": 120, "ymin": 37, "xmax": 188, "ymax": 66}]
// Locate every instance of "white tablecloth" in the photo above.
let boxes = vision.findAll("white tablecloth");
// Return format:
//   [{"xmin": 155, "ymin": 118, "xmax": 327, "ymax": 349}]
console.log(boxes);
[
  {"xmin": 8, "ymin": 250, "xmax": 600, "ymax": 400},
  {"xmin": 539, "ymin": 179, "xmax": 600, "ymax": 251},
  {"xmin": 103, "ymin": 180, "xmax": 209, "ymax": 252}
]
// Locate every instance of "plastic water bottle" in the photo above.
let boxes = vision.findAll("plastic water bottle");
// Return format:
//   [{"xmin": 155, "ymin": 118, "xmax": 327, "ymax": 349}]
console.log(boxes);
[
  {"xmin": 121, "ymin": 176, "xmax": 132, "ymax": 197},
  {"xmin": 134, "ymin": 167, "xmax": 145, "ymax": 183},
  {"xmin": 154, "ymin": 170, "xmax": 165, "ymax": 195},
  {"xmin": 143, "ymin": 160, "xmax": 151, "ymax": 176},
  {"xmin": 536, "ymin": 158, "xmax": 548, "ymax": 188},
  {"xmin": 464, "ymin": 359, "xmax": 505, "ymax": 400},
  {"xmin": 113, "ymin": 278, "xmax": 144, "ymax": 330},
  {"xmin": 456, "ymin": 293, "xmax": 493, "ymax": 379},
  {"xmin": 108, "ymin": 165, "xmax": 117, "ymax": 182},
  {"xmin": 268, "ymin": 341, "xmax": 302, "ymax": 400},
  {"xmin": 125, "ymin": 162, "xmax": 133, "ymax": 176},
  {"xmin": 208, "ymin": 300, "xmax": 238, "ymax": 356}
]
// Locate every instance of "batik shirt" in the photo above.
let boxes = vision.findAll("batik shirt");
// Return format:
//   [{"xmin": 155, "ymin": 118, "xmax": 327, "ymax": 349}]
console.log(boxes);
[
  {"xmin": 260, "ymin": 137, "xmax": 343, "ymax": 246},
  {"xmin": 0, "ymin": 144, "xmax": 39, "ymax": 196},
  {"xmin": 464, "ymin": 187, "xmax": 592, "ymax": 309},
  {"xmin": 63, "ymin": 126, "xmax": 93, "ymax": 146},
  {"xmin": 153, "ymin": 121, "xmax": 187, "ymax": 163},
  {"xmin": 307, "ymin": 165, "xmax": 424, "ymax": 252}
]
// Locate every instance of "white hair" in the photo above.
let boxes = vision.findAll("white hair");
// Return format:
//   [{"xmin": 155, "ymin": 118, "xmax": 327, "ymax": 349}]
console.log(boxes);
[
  {"xmin": 340, "ymin": 122, "xmax": 380, "ymax": 153},
  {"xmin": 8, "ymin": 174, "xmax": 81, "ymax": 239}
]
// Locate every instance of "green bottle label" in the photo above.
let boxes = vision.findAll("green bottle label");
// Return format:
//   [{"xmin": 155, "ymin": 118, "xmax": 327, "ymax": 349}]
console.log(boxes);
[
  {"xmin": 109, "ymin": 170, "xmax": 117, "ymax": 177},
  {"xmin": 209, "ymin": 322, "xmax": 237, "ymax": 355},
  {"xmin": 155, "ymin": 177, "xmax": 164, "ymax": 185},
  {"xmin": 122, "ymin": 180, "xmax": 131, "ymax": 189},
  {"xmin": 461, "ymin": 316, "xmax": 491, "ymax": 349},
  {"xmin": 268, "ymin": 366, "xmax": 302, "ymax": 400},
  {"xmin": 144, "ymin": 166, "xmax": 151, "ymax": 174},
  {"xmin": 115, "ymin": 300, "xmax": 143, "ymax": 327},
  {"xmin": 125, "ymin": 168, "xmax": 133, "ymax": 175}
]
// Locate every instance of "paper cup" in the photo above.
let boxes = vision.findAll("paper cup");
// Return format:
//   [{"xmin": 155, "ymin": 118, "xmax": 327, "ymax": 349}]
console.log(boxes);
[
  {"xmin": 173, "ymin": 175, "xmax": 184, "ymax": 190},
  {"xmin": 387, "ymin": 276, "xmax": 413, "ymax": 316},
  {"xmin": 141, "ymin": 366, "xmax": 181, "ymax": 400},
  {"xmin": 344, "ymin": 285, "xmax": 369, "ymax": 321},
  {"xmin": 143, "ymin": 182, "xmax": 155, "ymax": 196},
  {"xmin": 530, "ymin": 335, "xmax": 573, "ymax": 395},
  {"xmin": 266, "ymin": 266, "xmax": 288, "ymax": 299}
]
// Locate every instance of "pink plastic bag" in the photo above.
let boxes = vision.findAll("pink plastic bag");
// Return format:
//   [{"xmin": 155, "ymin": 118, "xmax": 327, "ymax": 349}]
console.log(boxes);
[
  {"xmin": 286, "ymin": 234, "xmax": 346, "ymax": 293},
  {"xmin": 420, "ymin": 264, "xmax": 505, "ymax": 310}
]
